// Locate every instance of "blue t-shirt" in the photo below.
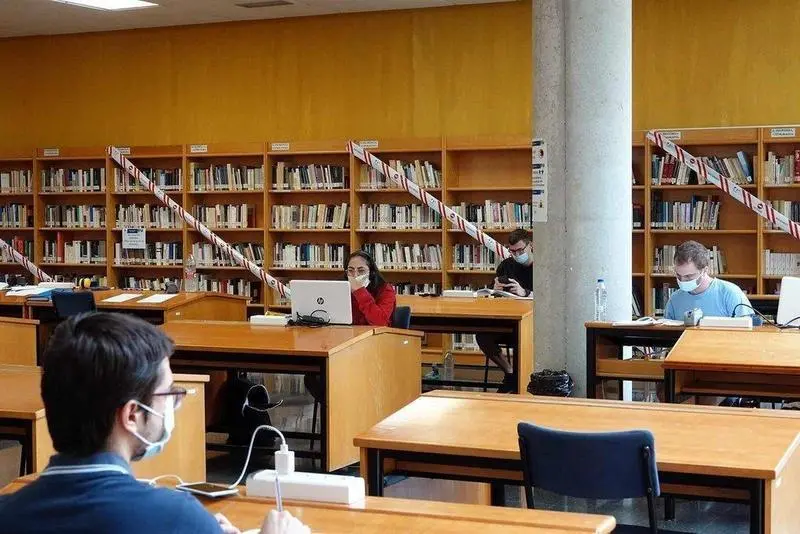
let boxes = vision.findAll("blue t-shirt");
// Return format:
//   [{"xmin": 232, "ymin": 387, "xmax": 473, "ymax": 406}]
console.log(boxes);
[
  {"xmin": 664, "ymin": 278, "xmax": 752, "ymax": 320},
  {"xmin": 0, "ymin": 452, "xmax": 222, "ymax": 534}
]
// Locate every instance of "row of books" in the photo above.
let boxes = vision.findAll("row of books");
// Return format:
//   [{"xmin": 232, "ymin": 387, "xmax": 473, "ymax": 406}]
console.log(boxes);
[
  {"xmin": 451, "ymin": 243, "xmax": 499, "ymax": 272},
  {"xmin": 271, "ymin": 203, "xmax": 350, "ymax": 230},
  {"xmin": 114, "ymin": 168, "xmax": 182, "ymax": 193},
  {"xmin": 191, "ymin": 242, "xmax": 265, "ymax": 267},
  {"xmin": 651, "ymin": 152, "xmax": 753, "ymax": 185},
  {"xmin": 653, "ymin": 244, "xmax": 727, "ymax": 275},
  {"xmin": 452, "ymin": 333, "xmax": 480, "ymax": 352},
  {"xmin": 121, "ymin": 277, "xmax": 179, "ymax": 291},
  {"xmin": 41, "ymin": 168, "xmax": 106, "ymax": 193},
  {"xmin": 763, "ymin": 250, "xmax": 800, "ymax": 275},
  {"xmin": 43, "ymin": 239, "xmax": 107, "ymax": 264},
  {"xmin": 359, "ymin": 160, "xmax": 441, "ymax": 190},
  {"xmin": 766, "ymin": 201, "xmax": 800, "ymax": 229},
  {"xmin": 0, "ymin": 237, "xmax": 32, "ymax": 263},
  {"xmin": 652, "ymin": 283, "xmax": 679, "ymax": 316},
  {"xmin": 272, "ymin": 243, "xmax": 348, "ymax": 269},
  {"xmin": 393, "ymin": 282, "xmax": 441, "ymax": 295},
  {"xmin": 114, "ymin": 242, "xmax": 182, "ymax": 266},
  {"xmin": 650, "ymin": 195, "xmax": 721, "ymax": 230},
  {"xmin": 192, "ymin": 204, "xmax": 256, "ymax": 229},
  {"xmin": 44, "ymin": 205, "xmax": 106, "ymax": 228},
  {"xmin": 358, "ymin": 204, "xmax": 441, "ymax": 230},
  {"xmin": 450, "ymin": 201, "xmax": 532, "ymax": 229},
  {"xmin": 189, "ymin": 163, "xmax": 264, "ymax": 192},
  {"xmin": 633, "ymin": 203, "xmax": 644, "ymax": 229},
  {"xmin": 0, "ymin": 203, "xmax": 33, "ymax": 228},
  {"xmin": 763, "ymin": 152, "xmax": 800, "ymax": 185},
  {"xmin": 197, "ymin": 275, "xmax": 257, "ymax": 300},
  {"xmin": 116, "ymin": 204, "xmax": 183, "ymax": 229},
  {"xmin": 362, "ymin": 243, "xmax": 443, "ymax": 271},
  {"xmin": 0, "ymin": 170, "xmax": 32, "ymax": 193},
  {"xmin": 52, "ymin": 274, "xmax": 108, "ymax": 286},
  {"xmin": 272, "ymin": 163, "xmax": 347, "ymax": 191}
]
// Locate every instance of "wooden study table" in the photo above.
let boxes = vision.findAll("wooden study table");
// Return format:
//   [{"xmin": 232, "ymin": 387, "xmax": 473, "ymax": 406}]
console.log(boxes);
[
  {"xmin": 0, "ymin": 479, "xmax": 616, "ymax": 534},
  {"xmin": 663, "ymin": 328, "xmax": 800, "ymax": 403},
  {"xmin": 0, "ymin": 364, "xmax": 209, "ymax": 481},
  {"xmin": 396, "ymin": 295, "xmax": 534, "ymax": 393},
  {"xmin": 161, "ymin": 321, "xmax": 422, "ymax": 472},
  {"xmin": 0, "ymin": 317, "xmax": 38, "ymax": 366},
  {"xmin": 355, "ymin": 390, "xmax": 800, "ymax": 534}
]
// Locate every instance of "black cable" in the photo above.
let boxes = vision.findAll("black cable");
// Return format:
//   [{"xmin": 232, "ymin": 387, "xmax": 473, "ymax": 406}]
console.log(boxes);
[
  {"xmin": 730, "ymin": 303, "xmax": 798, "ymax": 329},
  {"xmin": 782, "ymin": 315, "xmax": 800, "ymax": 329},
  {"xmin": 288, "ymin": 309, "xmax": 331, "ymax": 328}
]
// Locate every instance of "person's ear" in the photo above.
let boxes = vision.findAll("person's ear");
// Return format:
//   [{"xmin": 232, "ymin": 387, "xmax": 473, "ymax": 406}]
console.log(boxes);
[{"xmin": 119, "ymin": 400, "xmax": 142, "ymax": 434}]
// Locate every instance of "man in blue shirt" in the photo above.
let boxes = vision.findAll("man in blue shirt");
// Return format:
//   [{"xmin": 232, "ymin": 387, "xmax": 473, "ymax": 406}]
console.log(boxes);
[
  {"xmin": 0, "ymin": 313, "xmax": 246, "ymax": 533},
  {"xmin": 665, "ymin": 240, "xmax": 753, "ymax": 321}
]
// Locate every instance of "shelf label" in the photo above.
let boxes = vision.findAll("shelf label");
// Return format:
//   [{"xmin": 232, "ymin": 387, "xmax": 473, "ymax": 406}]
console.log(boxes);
[
  {"xmin": 270, "ymin": 142, "xmax": 290, "ymax": 152},
  {"xmin": 659, "ymin": 131, "xmax": 681, "ymax": 141},
  {"xmin": 190, "ymin": 144, "xmax": 208, "ymax": 154},
  {"xmin": 532, "ymin": 138, "xmax": 548, "ymax": 223},
  {"xmin": 771, "ymin": 127, "xmax": 796, "ymax": 138},
  {"xmin": 118, "ymin": 147, "xmax": 131, "ymax": 155},
  {"xmin": 43, "ymin": 148, "xmax": 60, "ymax": 157},
  {"xmin": 122, "ymin": 227, "xmax": 146, "ymax": 250},
  {"xmin": 358, "ymin": 139, "xmax": 379, "ymax": 149}
]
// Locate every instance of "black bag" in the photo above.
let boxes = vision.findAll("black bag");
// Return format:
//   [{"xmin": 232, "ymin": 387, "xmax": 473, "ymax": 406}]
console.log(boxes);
[
  {"xmin": 225, "ymin": 373, "xmax": 283, "ymax": 447},
  {"xmin": 527, "ymin": 369, "xmax": 574, "ymax": 397}
]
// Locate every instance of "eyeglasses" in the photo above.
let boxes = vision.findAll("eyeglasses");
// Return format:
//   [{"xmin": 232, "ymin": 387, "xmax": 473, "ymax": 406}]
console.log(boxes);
[
  {"xmin": 151, "ymin": 386, "xmax": 188, "ymax": 410},
  {"xmin": 346, "ymin": 267, "xmax": 369, "ymax": 276},
  {"xmin": 674, "ymin": 270, "xmax": 703, "ymax": 282},
  {"xmin": 509, "ymin": 243, "xmax": 530, "ymax": 256}
]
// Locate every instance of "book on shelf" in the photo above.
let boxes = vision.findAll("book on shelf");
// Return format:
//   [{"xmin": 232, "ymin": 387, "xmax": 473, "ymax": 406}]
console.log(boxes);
[
  {"xmin": 0, "ymin": 203, "xmax": 33, "ymax": 228},
  {"xmin": 359, "ymin": 159, "xmax": 441, "ymax": 190},
  {"xmin": 361, "ymin": 242, "xmax": 442, "ymax": 271},
  {"xmin": 765, "ymin": 201, "xmax": 800, "ymax": 229},
  {"xmin": 121, "ymin": 277, "xmax": 179, "ymax": 291},
  {"xmin": 632, "ymin": 286, "xmax": 644, "ymax": 318},
  {"xmin": 0, "ymin": 170, "xmax": 32, "ymax": 193},
  {"xmin": 51, "ymin": 274, "xmax": 108, "ymax": 286},
  {"xmin": 114, "ymin": 241, "xmax": 182, "ymax": 266},
  {"xmin": 192, "ymin": 203, "xmax": 256, "ymax": 229},
  {"xmin": 652, "ymin": 283, "xmax": 678, "ymax": 317},
  {"xmin": 272, "ymin": 203, "xmax": 349, "ymax": 230},
  {"xmin": 393, "ymin": 282, "xmax": 441, "ymax": 295},
  {"xmin": 763, "ymin": 250, "xmax": 800, "ymax": 276},
  {"xmin": 650, "ymin": 193, "xmax": 720, "ymax": 230},
  {"xmin": 116, "ymin": 204, "xmax": 183, "ymax": 229},
  {"xmin": 651, "ymin": 152, "xmax": 752, "ymax": 185},
  {"xmin": 115, "ymin": 167, "xmax": 182, "ymax": 193},
  {"xmin": 44, "ymin": 205, "xmax": 106, "ymax": 228},
  {"xmin": 272, "ymin": 163, "xmax": 347, "ymax": 191},
  {"xmin": 359, "ymin": 204, "xmax": 440, "ymax": 230},
  {"xmin": 632, "ymin": 203, "xmax": 644, "ymax": 229},
  {"xmin": 44, "ymin": 239, "xmax": 106, "ymax": 265},
  {"xmin": 452, "ymin": 244, "xmax": 498, "ymax": 272},
  {"xmin": 764, "ymin": 151, "xmax": 800, "ymax": 185},
  {"xmin": 192, "ymin": 241, "xmax": 264, "ymax": 267},
  {"xmin": 197, "ymin": 275, "xmax": 257, "ymax": 300},
  {"xmin": 272, "ymin": 242, "xmax": 348, "ymax": 270},
  {"xmin": 451, "ymin": 201, "xmax": 532, "ymax": 229},
  {"xmin": 41, "ymin": 168, "xmax": 106, "ymax": 192},
  {"xmin": 632, "ymin": 164, "xmax": 638, "ymax": 185},
  {"xmin": 452, "ymin": 333, "xmax": 480, "ymax": 352},
  {"xmin": 653, "ymin": 244, "xmax": 727, "ymax": 275},
  {"xmin": 189, "ymin": 163, "xmax": 263, "ymax": 192},
  {"xmin": 0, "ymin": 236, "xmax": 33, "ymax": 263}
]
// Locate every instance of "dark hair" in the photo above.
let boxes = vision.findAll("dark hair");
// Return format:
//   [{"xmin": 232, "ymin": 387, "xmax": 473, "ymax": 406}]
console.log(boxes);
[
  {"xmin": 508, "ymin": 228, "xmax": 532, "ymax": 246},
  {"xmin": 674, "ymin": 240, "xmax": 709, "ymax": 270},
  {"xmin": 347, "ymin": 250, "xmax": 387, "ymax": 298},
  {"xmin": 41, "ymin": 312, "xmax": 174, "ymax": 456}
]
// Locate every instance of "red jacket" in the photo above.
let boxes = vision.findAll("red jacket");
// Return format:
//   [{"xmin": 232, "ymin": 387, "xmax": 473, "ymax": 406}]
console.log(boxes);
[{"xmin": 351, "ymin": 284, "xmax": 396, "ymax": 326}]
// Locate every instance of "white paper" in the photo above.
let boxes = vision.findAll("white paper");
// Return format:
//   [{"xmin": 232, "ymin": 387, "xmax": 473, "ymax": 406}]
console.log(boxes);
[
  {"xmin": 137, "ymin": 294, "xmax": 178, "ymax": 304},
  {"xmin": 122, "ymin": 228, "xmax": 146, "ymax": 250},
  {"xmin": 532, "ymin": 138, "xmax": 547, "ymax": 223},
  {"xmin": 7, "ymin": 287, "xmax": 51, "ymax": 297},
  {"xmin": 102, "ymin": 293, "xmax": 143, "ymax": 303}
]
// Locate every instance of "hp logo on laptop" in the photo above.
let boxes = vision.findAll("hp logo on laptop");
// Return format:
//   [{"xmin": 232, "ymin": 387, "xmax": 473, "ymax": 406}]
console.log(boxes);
[{"xmin": 317, "ymin": 297, "xmax": 325, "ymax": 305}]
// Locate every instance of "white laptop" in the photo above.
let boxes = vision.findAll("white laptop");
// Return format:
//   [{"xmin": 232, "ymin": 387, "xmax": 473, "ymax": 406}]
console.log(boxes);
[
  {"xmin": 777, "ymin": 276, "xmax": 800, "ymax": 327},
  {"xmin": 289, "ymin": 280, "xmax": 353, "ymax": 325}
]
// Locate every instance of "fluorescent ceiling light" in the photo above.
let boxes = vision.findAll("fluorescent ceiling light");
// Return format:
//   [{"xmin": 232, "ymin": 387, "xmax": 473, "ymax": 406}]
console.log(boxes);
[{"xmin": 52, "ymin": 0, "xmax": 158, "ymax": 10}]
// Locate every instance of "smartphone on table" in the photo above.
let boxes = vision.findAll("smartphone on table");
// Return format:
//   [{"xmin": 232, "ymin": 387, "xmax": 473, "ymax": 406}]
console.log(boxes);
[{"xmin": 176, "ymin": 482, "xmax": 239, "ymax": 498}]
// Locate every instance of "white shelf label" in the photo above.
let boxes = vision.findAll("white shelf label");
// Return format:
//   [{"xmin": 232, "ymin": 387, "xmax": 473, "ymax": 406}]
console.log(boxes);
[
  {"xmin": 118, "ymin": 147, "xmax": 131, "ymax": 155},
  {"xmin": 358, "ymin": 139, "xmax": 379, "ymax": 149},
  {"xmin": 771, "ymin": 127, "xmax": 796, "ymax": 138},
  {"xmin": 43, "ymin": 148, "xmax": 60, "ymax": 157},
  {"xmin": 532, "ymin": 138, "xmax": 548, "ymax": 223},
  {"xmin": 660, "ymin": 131, "xmax": 681, "ymax": 141},
  {"xmin": 122, "ymin": 227, "xmax": 146, "ymax": 250},
  {"xmin": 270, "ymin": 142, "xmax": 290, "ymax": 152},
  {"xmin": 190, "ymin": 144, "xmax": 208, "ymax": 154}
]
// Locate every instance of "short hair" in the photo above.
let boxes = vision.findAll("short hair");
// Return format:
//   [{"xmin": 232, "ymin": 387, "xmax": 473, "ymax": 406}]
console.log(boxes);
[
  {"xmin": 508, "ymin": 228, "xmax": 532, "ymax": 246},
  {"xmin": 41, "ymin": 312, "xmax": 173, "ymax": 456},
  {"xmin": 673, "ymin": 240, "xmax": 709, "ymax": 270}
]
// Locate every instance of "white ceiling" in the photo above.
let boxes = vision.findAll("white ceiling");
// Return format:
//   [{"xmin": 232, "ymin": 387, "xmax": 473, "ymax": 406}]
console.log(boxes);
[{"xmin": 0, "ymin": 0, "xmax": 516, "ymax": 38}]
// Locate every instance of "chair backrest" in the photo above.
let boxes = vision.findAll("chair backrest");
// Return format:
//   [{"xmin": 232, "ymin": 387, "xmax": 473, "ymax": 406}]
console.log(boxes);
[
  {"xmin": 392, "ymin": 306, "xmax": 412, "ymax": 329},
  {"xmin": 51, "ymin": 291, "xmax": 97, "ymax": 319},
  {"xmin": 517, "ymin": 421, "xmax": 660, "ymax": 500}
]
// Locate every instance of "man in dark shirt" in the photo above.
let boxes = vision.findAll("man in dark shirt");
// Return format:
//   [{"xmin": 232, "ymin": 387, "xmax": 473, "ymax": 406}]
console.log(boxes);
[{"xmin": 476, "ymin": 228, "xmax": 533, "ymax": 393}]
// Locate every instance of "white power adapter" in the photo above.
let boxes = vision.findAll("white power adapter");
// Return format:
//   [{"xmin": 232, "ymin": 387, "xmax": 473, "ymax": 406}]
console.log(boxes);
[
  {"xmin": 698, "ymin": 315, "xmax": 753, "ymax": 330},
  {"xmin": 249, "ymin": 314, "xmax": 289, "ymax": 326},
  {"xmin": 246, "ymin": 469, "xmax": 365, "ymax": 505}
]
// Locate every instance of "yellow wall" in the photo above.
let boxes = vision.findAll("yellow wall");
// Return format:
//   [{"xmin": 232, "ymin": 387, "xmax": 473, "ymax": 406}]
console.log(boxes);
[{"xmin": 0, "ymin": 2, "xmax": 532, "ymax": 151}]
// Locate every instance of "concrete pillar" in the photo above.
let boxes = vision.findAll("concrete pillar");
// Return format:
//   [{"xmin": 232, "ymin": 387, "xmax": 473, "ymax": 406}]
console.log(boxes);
[{"xmin": 533, "ymin": 0, "xmax": 632, "ymax": 396}]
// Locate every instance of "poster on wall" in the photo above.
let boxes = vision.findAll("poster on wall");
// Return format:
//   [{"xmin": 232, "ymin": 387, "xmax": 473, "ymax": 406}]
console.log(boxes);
[{"xmin": 532, "ymin": 138, "xmax": 547, "ymax": 223}]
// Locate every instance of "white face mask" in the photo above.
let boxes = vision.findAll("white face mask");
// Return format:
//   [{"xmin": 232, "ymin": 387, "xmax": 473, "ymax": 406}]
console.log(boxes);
[
  {"xmin": 348, "ymin": 273, "xmax": 370, "ymax": 288},
  {"xmin": 130, "ymin": 396, "xmax": 174, "ymax": 461}
]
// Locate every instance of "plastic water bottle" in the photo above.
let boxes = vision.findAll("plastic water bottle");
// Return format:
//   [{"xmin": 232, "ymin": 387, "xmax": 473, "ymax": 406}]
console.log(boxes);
[
  {"xmin": 442, "ymin": 351, "xmax": 455, "ymax": 385},
  {"xmin": 184, "ymin": 254, "xmax": 197, "ymax": 293},
  {"xmin": 594, "ymin": 279, "xmax": 607, "ymax": 321}
]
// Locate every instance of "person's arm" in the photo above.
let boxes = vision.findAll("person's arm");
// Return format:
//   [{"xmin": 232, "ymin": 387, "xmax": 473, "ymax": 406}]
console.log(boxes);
[
  {"xmin": 726, "ymin": 285, "xmax": 753, "ymax": 317},
  {"xmin": 352, "ymin": 284, "xmax": 396, "ymax": 326},
  {"xmin": 664, "ymin": 297, "xmax": 676, "ymax": 320}
]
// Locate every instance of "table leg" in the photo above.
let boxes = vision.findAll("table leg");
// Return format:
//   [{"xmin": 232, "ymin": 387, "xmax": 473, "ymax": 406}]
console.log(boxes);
[
  {"xmin": 664, "ymin": 496, "xmax": 675, "ymax": 521},
  {"xmin": 366, "ymin": 449, "xmax": 384, "ymax": 497},
  {"xmin": 585, "ymin": 329, "xmax": 597, "ymax": 399},
  {"xmin": 490, "ymin": 481, "xmax": 506, "ymax": 506},
  {"xmin": 749, "ymin": 480, "xmax": 764, "ymax": 534},
  {"xmin": 664, "ymin": 369, "xmax": 676, "ymax": 403}
]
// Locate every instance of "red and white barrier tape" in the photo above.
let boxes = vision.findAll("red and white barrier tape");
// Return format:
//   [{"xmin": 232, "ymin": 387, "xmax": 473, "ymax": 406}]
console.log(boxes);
[
  {"xmin": 347, "ymin": 141, "xmax": 513, "ymax": 260},
  {"xmin": 108, "ymin": 147, "xmax": 291, "ymax": 298},
  {"xmin": 0, "ymin": 238, "xmax": 52, "ymax": 282},
  {"xmin": 648, "ymin": 130, "xmax": 800, "ymax": 241}
]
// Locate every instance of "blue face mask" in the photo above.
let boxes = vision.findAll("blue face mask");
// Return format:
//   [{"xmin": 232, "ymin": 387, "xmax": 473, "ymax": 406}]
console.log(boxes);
[
  {"xmin": 514, "ymin": 252, "xmax": 530, "ymax": 265},
  {"xmin": 130, "ymin": 396, "xmax": 174, "ymax": 461},
  {"xmin": 676, "ymin": 273, "xmax": 703, "ymax": 293}
]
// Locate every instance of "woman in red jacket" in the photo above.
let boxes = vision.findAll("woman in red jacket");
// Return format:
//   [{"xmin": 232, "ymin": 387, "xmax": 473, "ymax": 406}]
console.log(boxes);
[{"xmin": 346, "ymin": 251, "xmax": 396, "ymax": 326}]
